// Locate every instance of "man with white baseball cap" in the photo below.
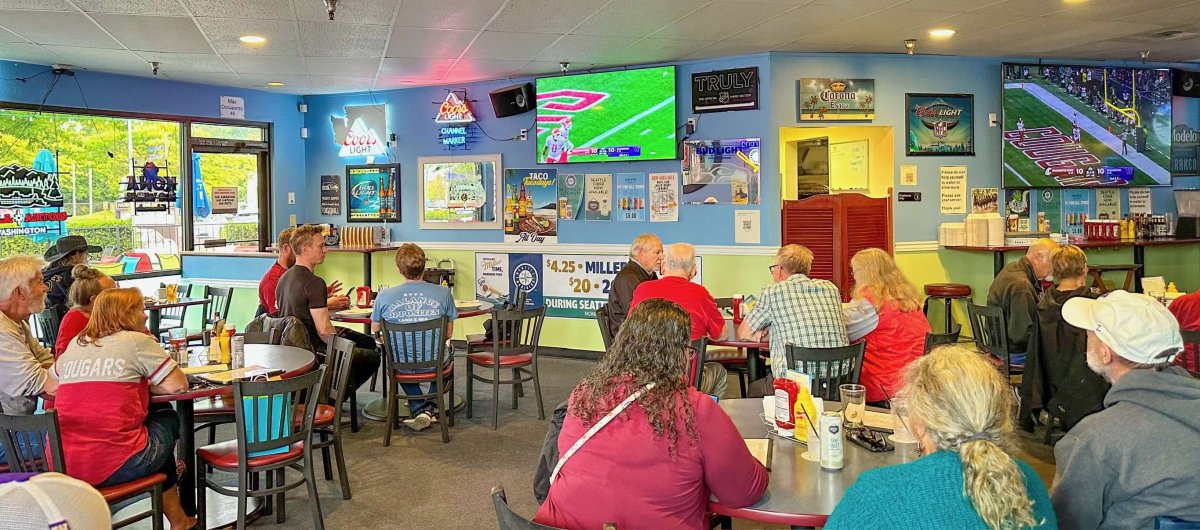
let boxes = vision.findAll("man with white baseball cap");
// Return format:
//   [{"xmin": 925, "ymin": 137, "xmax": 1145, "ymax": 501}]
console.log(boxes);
[{"xmin": 1051, "ymin": 290, "xmax": 1200, "ymax": 529}]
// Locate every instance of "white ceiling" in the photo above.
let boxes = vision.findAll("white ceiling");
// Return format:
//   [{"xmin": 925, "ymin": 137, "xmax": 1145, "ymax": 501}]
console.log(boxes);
[{"xmin": 1, "ymin": 0, "xmax": 1199, "ymax": 95}]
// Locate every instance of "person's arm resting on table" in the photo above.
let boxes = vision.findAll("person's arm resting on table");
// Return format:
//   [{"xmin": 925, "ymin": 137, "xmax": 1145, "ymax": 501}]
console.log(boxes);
[
  {"xmin": 699, "ymin": 402, "xmax": 769, "ymax": 507},
  {"xmin": 737, "ymin": 291, "xmax": 771, "ymax": 341},
  {"xmin": 844, "ymin": 298, "xmax": 879, "ymax": 342},
  {"xmin": 0, "ymin": 340, "xmax": 53, "ymax": 398}
]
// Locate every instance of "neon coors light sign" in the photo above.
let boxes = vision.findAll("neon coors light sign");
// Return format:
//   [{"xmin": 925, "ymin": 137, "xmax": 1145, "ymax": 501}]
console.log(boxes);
[{"xmin": 331, "ymin": 104, "xmax": 388, "ymax": 158}]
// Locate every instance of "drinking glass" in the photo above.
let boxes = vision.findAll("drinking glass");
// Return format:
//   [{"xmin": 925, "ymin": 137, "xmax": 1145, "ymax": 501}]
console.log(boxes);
[
  {"xmin": 167, "ymin": 328, "xmax": 188, "ymax": 367},
  {"xmin": 888, "ymin": 396, "xmax": 918, "ymax": 444},
  {"xmin": 166, "ymin": 284, "xmax": 179, "ymax": 302},
  {"xmin": 839, "ymin": 384, "xmax": 866, "ymax": 427}
]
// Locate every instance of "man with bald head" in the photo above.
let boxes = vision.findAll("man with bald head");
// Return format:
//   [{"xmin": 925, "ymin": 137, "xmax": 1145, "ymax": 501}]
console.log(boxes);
[
  {"xmin": 629, "ymin": 243, "xmax": 729, "ymax": 397},
  {"xmin": 988, "ymin": 237, "xmax": 1059, "ymax": 361},
  {"xmin": 606, "ymin": 233, "xmax": 663, "ymax": 333}
]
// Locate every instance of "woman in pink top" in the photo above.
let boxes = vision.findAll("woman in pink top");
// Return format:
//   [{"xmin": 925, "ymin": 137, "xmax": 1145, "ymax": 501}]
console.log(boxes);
[
  {"xmin": 54, "ymin": 265, "xmax": 116, "ymax": 357},
  {"xmin": 535, "ymin": 299, "xmax": 768, "ymax": 530}
]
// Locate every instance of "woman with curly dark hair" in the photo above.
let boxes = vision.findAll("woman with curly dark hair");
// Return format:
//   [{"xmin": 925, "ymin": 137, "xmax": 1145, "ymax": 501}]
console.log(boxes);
[{"xmin": 535, "ymin": 299, "xmax": 768, "ymax": 529}]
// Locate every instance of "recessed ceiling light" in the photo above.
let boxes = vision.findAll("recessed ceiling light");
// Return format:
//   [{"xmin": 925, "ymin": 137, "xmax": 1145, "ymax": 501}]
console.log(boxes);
[
  {"xmin": 239, "ymin": 35, "xmax": 266, "ymax": 44},
  {"xmin": 266, "ymin": 81, "xmax": 284, "ymax": 87},
  {"xmin": 928, "ymin": 28, "xmax": 956, "ymax": 38}
]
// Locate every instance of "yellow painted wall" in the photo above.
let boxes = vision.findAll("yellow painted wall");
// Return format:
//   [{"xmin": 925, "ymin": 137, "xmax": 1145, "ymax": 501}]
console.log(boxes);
[{"xmin": 779, "ymin": 126, "xmax": 895, "ymax": 199}]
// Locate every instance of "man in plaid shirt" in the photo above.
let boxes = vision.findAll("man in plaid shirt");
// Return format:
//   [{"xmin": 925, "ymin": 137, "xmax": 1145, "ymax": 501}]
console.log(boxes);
[{"xmin": 738, "ymin": 244, "xmax": 848, "ymax": 381}]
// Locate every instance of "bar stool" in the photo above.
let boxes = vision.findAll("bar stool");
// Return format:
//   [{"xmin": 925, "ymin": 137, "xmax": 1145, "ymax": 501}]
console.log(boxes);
[{"xmin": 924, "ymin": 283, "xmax": 973, "ymax": 333}]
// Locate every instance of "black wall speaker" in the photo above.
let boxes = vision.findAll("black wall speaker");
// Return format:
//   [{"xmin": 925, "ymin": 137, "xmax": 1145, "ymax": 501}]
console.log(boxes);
[{"xmin": 489, "ymin": 82, "xmax": 534, "ymax": 118}]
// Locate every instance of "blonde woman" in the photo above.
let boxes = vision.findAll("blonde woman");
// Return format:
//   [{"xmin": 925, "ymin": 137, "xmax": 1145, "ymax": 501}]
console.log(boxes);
[
  {"xmin": 53, "ymin": 264, "xmax": 117, "ymax": 356},
  {"xmin": 53, "ymin": 288, "xmax": 195, "ymax": 530},
  {"xmin": 825, "ymin": 346, "xmax": 1057, "ymax": 530},
  {"xmin": 843, "ymin": 248, "xmax": 932, "ymax": 406}
]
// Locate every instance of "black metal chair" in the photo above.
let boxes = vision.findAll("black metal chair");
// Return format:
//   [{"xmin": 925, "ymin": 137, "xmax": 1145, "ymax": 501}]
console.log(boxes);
[
  {"xmin": 156, "ymin": 284, "xmax": 192, "ymax": 334},
  {"xmin": 689, "ymin": 337, "xmax": 709, "ymax": 389},
  {"xmin": 784, "ymin": 342, "xmax": 867, "ymax": 401},
  {"xmin": 968, "ymin": 303, "xmax": 1021, "ymax": 385},
  {"xmin": 0, "ymin": 411, "xmax": 166, "ymax": 530},
  {"xmin": 202, "ymin": 286, "xmax": 235, "ymax": 329},
  {"xmin": 310, "ymin": 336, "xmax": 354, "ymax": 499},
  {"xmin": 923, "ymin": 324, "xmax": 962, "ymax": 354},
  {"xmin": 196, "ymin": 368, "xmax": 326, "ymax": 530},
  {"xmin": 34, "ymin": 305, "xmax": 66, "ymax": 354},
  {"xmin": 467, "ymin": 307, "xmax": 546, "ymax": 430},
  {"xmin": 596, "ymin": 303, "xmax": 614, "ymax": 351},
  {"xmin": 1179, "ymin": 330, "xmax": 1200, "ymax": 378},
  {"xmin": 492, "ymin": 485, "xmax": 571, "ymax": 530},
  {"xmin": 194, "ymin": 328, "xmax": 281, "ymax": 445},
  {"xmin": 378, "ymin": 317, "xmax": 456, "ymax": 444}
]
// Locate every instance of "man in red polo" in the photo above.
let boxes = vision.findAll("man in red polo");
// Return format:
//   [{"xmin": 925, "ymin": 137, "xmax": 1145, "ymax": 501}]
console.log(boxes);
[
  {"xmin": 257, "ymin": 227, "xmax": 348, "ymax": 316},
  {"xmin": 630, "ymin": 243, "xmax": 727, "ymax": 396}
]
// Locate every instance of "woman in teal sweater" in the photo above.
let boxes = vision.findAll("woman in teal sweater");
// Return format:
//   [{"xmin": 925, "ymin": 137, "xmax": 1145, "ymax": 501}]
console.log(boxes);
[{"xmin": 825, "ymin": 346, "xmax": 1058, "ymax": 530}]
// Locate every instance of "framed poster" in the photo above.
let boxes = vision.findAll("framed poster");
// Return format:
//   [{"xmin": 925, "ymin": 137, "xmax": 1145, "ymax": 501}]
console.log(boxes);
[
  {"xmin": 681, "ymin": 138, "xmax": 761, "ymax": 204},
  {"xmin": 320, "ymin": 175, "xmax": 341, "ymax": 216},
  {"xmin": 504, "ymin": 168, "xmax": 557, "ymax": 245},
  {"xmin": 906, "ymin": 93, "xmax": 974, "ymax": 156},
  {"xmin": 799, "ymin": 78, "xmax": 874, "ymax": 121},
  {"xmin": 692, "ymin": 66, "xmax": 759, "ymax": 113},
  {"xmin": 416, "ymin": 154, "xmax": 501, "ymax": 229},
  {"xmin": 346, "ymin": 163, "xmax": 399, "ymax": 222}
]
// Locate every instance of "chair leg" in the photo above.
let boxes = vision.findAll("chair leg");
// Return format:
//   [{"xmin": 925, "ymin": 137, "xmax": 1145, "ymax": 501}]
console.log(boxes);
[
  {"xmin": 532, "ymin": 362, "xmax": 545, "ymax": 421},
  {"xmin": 349, "ymin": 390, "xmax": 359, "ymax": 433},
  {"xmin": 206, "ymin": 423, "xmax": 216, "ymax": 445},
  {"xmin": 321, "ymin": 434, "xmax": 333, "ymax": 480},
  {"xmin": 466, "ymin": 363, "xmax": 474, "ymax": 419},
  {"xmin": 256, "ymin": 472, "xmax": 269, "ymax": 515},
  {"xmin": 942, "ymin": 298, "xmax": 954, "ymax": 334},
  {"xmin": 437, "ymin": 381, "xmax": 450, "ymax": 443},
  {"xmin": 384, "ymin": 380, "xmax": 396, "ymax": 447},
  {"xmin": 447, "ymin": 376, "xmax": 456, "ymax": 427},
  {"xmin": 150, "ymin": 483, "xmax": 164, "ymax": 530},
  {"xmin": 492, "ymin": 364, "xmax": 500, "ymax": 430},
  {"xmin": 333, "ymin": 435, "xmax": 352, "ymax": 500},
  {"xmin": 511, "ymin": 368, "xmax": 520, "ymax": 410},
  {"xmin": 737, "ymin": 367, "xmax": 748, "ymax": 398},
  {"xmin": 196, "ymin": 463, "xmax": 208, "ymax": 530},
  {"xmin": 236, "ymin": 466, "xmax": 248, "ymax": 530},
  {"xmin": 275, "ymin": 468, "xmax": 286, "ymax": 524},
  {"xmin": 303, "ymin": 451, "xmax": 326, "ymax": 530}
]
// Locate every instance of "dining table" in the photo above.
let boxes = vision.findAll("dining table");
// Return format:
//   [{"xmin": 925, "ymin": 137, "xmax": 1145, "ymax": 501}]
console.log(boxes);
[
  {"xmin": 131, "ymin": 343, "xmax": 317, "ymax": 529},
  {"xmin": 709, "ymin": 398, "xmax": 920, "ymax": 529},
  {"xmin": 144, "ymin": 297, "xmax": 211, "ymax": 337},
  {"xmin": 708, "ymin": 316, "xmax": 769, "ymax": 385}
]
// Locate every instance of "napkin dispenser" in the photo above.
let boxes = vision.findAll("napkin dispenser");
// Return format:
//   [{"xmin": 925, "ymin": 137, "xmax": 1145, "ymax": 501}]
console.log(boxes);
[{"xmin": 1176, "ymin": 189, "xmax": 1200, "ymax": 239}]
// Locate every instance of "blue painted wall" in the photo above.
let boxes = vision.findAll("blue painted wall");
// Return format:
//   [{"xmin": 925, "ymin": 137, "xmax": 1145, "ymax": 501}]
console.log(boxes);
[
  {"xmin": 302, "ymin": 53, "xmax": 773, "ymax": 246},
  {"xmin": 0, "ymin": 60, "xmax": 308, "ymax": 234}
]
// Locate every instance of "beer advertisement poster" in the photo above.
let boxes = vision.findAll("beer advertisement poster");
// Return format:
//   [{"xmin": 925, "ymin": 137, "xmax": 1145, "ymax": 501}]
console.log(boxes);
[
  {"xmin": 503, "ymin": 168, "xmax": 557, "ymax": 245},
  {"xmin": 799, "ymin": 78, "xmax": 875, "ymax": 121},
  {"xmin": 692, "ymin": 66, "xmax": 759, "ymax": 113},
  {"xmin": 556, "ymin": 174, "xmax": 585, "ymax": 221},
  {"xmin": 1061, "ymin": 189, "xmax": 1090, "ymax": 236},
  {"xmin": 1171, "ymin": 95, "xmax": 1199, "ymax": 176},
  {"xmin": 614, "ymin": 173, "xmax": 646, "ymax": 222},
  {"xmin": 681, "ymin": 138, "xmax": 761, "ymax": 204},
  {"xmin": 1038, "ymin": 189, "xmax": 1062, "ymax": 233},
  {"xmin": 345, "ymin": 163, "xmax": 399, "ymax": 222},
  {"xmin": 584, "ymin": 174, "xmax": 612, "ymax": 221},
  {"xmin": 320, "ymin": 175, "xmax": 341, "ymax": 216},
  {"xmin": 906, "ymin": 93, "xmax": 975, "ymax": 156},
  {"xmin": 648, "ymin": 172, "xmax": 679, "ymax": 223}
]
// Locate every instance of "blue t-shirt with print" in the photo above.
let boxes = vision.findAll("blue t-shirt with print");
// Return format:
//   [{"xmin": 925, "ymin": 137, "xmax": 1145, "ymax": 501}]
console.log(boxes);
[{"xmin": 371, "ymin": 281, "xmax": 457, "ymax": 369}]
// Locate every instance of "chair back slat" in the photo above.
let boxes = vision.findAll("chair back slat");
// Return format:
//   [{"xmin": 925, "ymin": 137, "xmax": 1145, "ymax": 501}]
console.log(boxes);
[
  {"xmin": 1179, "ymin": 329, "xmax": 1200, "ymax": 378},
  {"xmin": 491, "ymin": 486, "xmax": 564, "ymax": 530},
  {"xmin": 595, "ymin": 304, "xmax": 614, "ymax": 351},
  {"xmin": 923, "ymin": 324, "xmax": 962, "ymax": 355},
  {"xmin": 0, "ymin": 411, "xmax": 64, "ymax": 473},
  {"xmin": 322, "ymin": 337, "xmax": 356, "ymax": 428},
  {"xmin": 34, "ymin": 306, "xmax": 65, "ymax": 351},
  {"xmin": 784, "ymin": 342, "xmax": 866, "ymax": 401},
  {"xmin": 379, "ymin": 317, "xmax": 450, "ymax": 373},
  {"xmin": 159, "ymin": 284, "xmax": 193, "ymax": 322},
  {"xmin": 967, "ymin": 303, "xmax": 1010, "ymax": 357},
  {"xmin": 689, "ymin": 337, "xmax": 708, "ymax": 389},
  {"xmin": 203, "ymin": 286, "xmax": 235, "ymax": 324},
  {"xmin": 492, "ymin": 307, "xmax": 545, "ymax": 357},
  {"xmin": 232, "ymin": 368, "xmax": 323, "ymax": 462}
]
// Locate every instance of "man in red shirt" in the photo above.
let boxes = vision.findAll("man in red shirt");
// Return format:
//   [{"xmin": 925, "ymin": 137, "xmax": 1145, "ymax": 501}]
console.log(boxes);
[
  {"xmin": 1169, "ymin": 291, "xmax": 1200, "ymax": 372},
  {"xmin": 258, "ymin": 228, "xmax": 348, "ymax": 316},
  {"xmin": 630, "ymin": 243, "xmax": 728, "ymax": 396}
]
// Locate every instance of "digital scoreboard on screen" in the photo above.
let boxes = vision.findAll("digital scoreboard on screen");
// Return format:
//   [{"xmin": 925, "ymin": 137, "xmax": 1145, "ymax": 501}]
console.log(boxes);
[
  {"xmin": 535, "ymin": 66, "xmax": 677, "ymax": 164},
  {"xmin": 1001, "ymin": 63, "xmax": 1173, "ymax": 188}
]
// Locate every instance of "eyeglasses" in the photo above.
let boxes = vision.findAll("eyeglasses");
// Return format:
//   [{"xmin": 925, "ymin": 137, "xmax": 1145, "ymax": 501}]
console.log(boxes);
[
  {"xmin": 683, "ymin": 345, "xmax": 698, "ymax": 359},
  {"xmin": 768, "ymin": 264, "xmax": 780, "ymax": 273}
]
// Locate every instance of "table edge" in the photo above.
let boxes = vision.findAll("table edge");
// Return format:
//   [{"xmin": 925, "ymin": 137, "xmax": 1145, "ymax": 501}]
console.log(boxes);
[{"xmin": 708, "ymin": 502, "xmax": 828, "ymax": 527}]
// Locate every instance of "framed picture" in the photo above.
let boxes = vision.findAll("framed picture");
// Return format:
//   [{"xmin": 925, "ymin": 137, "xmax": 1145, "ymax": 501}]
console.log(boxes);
[
  {"xmin": 346, "ymin": 163, "xmax": 399, "ymax": 223},
  {"xmin": 906, "ymin": 93, "xmax": 975, "ymax": 156},
  {"xmin": 416, "ymin": 154, "xmax": 502, "ymax": 230}
]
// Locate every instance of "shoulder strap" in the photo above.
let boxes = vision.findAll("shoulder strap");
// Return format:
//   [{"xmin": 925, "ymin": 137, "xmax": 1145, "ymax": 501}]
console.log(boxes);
[{"xmin": 550, "ymin": 382, "xmax": 655, "ymax": 485}]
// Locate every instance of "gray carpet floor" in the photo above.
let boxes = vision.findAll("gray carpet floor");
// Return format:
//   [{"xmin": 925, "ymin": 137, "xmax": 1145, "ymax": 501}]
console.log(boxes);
[{"xmin": 131, "ymin": 356, "xmax": 1060, "ymax": 530}]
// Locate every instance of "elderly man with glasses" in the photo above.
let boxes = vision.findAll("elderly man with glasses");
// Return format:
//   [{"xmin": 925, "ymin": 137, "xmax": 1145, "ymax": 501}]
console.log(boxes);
[{"xmin": 0, "ymin": 255, "xmax": 59, "ymax": 464}]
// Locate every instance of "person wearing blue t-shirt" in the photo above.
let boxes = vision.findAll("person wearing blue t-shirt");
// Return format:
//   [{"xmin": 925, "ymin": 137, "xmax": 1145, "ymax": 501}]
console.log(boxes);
[{"xmin": 371, "ymin": 243, "xmax": 457, "ymax": 431}]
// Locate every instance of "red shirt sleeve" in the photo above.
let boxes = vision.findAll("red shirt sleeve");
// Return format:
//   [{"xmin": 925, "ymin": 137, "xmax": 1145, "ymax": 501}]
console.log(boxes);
[
  {"xmin": 55, "ymin": 309, "xmax": 87, "ymax": 358},
  {"xmin": 701, "ymin": 291, "xmax": 725, "ymax": 340},
  {"xmin": 695, "ymin": 393, "xmax": 769, "ymax": 507},
  {"xmin": 259, "ymin": 266, "xmax": 281, "ymax": 315}
]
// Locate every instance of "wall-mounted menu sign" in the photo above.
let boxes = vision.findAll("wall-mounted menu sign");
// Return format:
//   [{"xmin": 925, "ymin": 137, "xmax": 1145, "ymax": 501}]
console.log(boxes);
[
  {"xmin": 320, "ymin": 174, "xmax": 342, "ymax": 216},
  {"xmin": 692, "ymin": 66, "xmax": 759, "ymax": 113},
  {"xmin": 346, "ymin": 164, "xmax": 399, "ymax": 222}
]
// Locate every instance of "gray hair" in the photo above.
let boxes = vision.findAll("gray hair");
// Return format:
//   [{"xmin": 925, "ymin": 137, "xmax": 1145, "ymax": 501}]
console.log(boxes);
[
  {"xmin": 0, "ymin": 256, "xmax": 47, "ymax": 303},
  {"xmin": 628, "ymin": 233, "xmax": 661, "ymax": 260},
  {"xmin": 663, "ymin": 243, "xmax": 695, "ymax": 274}
]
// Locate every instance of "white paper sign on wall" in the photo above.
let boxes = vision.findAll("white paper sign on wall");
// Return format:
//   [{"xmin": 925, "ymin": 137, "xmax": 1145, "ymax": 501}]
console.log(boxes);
[{"xmin": 220, "ymin": 96, "xmax": 245, "ymax": 119}]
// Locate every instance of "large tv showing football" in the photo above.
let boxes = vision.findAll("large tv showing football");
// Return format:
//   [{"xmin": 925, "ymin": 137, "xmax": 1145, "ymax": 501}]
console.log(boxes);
[
  {"xmin": 1002, "ymin": 63, "xmax": 1172, "ymax": 187},
  {"xmin": 535, "ymin": 65, "xmax": 677, "ymax": 164}
]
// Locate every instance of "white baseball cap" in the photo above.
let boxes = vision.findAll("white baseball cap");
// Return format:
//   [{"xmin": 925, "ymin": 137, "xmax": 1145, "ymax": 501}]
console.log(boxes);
[
  {"xmin": 1062, "ymin": 290, "xmax": 1183, "ymax": 364},
  {"xmin": 0, "ymin": 472, "xmax": 112, "ymax": 529}
]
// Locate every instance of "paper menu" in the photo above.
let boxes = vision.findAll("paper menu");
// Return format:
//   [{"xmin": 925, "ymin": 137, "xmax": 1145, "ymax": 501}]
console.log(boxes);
[{"xmin": 744, "ymin": 438, "xmax": 770, "ymax": 467}]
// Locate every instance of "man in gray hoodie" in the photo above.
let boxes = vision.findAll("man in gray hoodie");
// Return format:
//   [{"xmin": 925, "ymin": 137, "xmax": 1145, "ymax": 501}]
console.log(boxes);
[{"xmin": 1053, "ymin": 290, "xmax": 1200, "ymax": 529}]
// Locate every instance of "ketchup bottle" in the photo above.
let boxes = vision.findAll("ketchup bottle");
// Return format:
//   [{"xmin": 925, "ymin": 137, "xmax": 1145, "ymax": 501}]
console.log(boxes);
[
  {"xmin": 732, "ymin": 293, "xmax": 744, "ymax": 325},
  {"xmin": 773, "ymin": 377, "xmax": 798, "ymax": 436}
]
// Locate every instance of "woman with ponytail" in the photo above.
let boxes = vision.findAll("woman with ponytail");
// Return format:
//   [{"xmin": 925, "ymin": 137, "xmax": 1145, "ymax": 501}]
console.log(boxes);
[
  {"xmin": 825, "ymin": 346, "xmax": 1057, "ymax": 529},
  {"xmin": 53, "ymin": 264, "xmax": 116, "ymax": 357}
]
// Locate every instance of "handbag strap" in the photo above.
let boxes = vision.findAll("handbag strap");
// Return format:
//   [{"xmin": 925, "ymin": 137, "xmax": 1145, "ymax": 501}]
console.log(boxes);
[{"xmin": 550, "ymin": 382, "xmax": 655, "ymax": 485}]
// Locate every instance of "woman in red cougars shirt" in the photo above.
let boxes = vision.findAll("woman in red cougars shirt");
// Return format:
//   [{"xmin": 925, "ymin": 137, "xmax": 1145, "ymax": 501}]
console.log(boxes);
[{"xmin": 535, "ymin": 298, "xmax": 768, "ymax": 529}]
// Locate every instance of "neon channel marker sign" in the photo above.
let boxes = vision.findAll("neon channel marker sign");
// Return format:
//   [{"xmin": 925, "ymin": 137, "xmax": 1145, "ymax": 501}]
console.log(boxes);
[
  {"xmin": 331, "ymin": 104, "xmax": 388, "ymax": 158},
  {"xmin": 435, "ymin": 92, "xmax": 476, "ymax": 124}
]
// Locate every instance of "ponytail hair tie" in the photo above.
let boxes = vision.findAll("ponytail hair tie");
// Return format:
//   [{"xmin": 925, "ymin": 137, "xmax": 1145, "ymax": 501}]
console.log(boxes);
[{"xmin": 964, "ymin": 433, "xmax": 992, "ymax": 444}]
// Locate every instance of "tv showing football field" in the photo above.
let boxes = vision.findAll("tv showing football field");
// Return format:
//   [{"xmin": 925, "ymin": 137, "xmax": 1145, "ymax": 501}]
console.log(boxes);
[
  {"xmin": 536, "ymin": 66, "xmax": 676, "ymax": 164},
  {"xmin": 1002, "ymin": 63, "xmax": 1173, "ymax": 187}
]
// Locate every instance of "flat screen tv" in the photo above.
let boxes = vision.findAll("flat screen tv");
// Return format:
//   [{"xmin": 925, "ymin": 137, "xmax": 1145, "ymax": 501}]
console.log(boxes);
[
  {"xmin": 535, "ymin": 65, "xmax": 676, "ymax": 164},
  {"xmin": 1002, "ymin": 63, "xmax": 1172, "ymax": 187}
]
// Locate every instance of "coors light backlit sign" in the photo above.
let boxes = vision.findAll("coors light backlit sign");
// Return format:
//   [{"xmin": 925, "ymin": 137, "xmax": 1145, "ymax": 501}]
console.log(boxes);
[{"xmin": 331, "ymin": 104, "xmax": 388, "ymax": 158}]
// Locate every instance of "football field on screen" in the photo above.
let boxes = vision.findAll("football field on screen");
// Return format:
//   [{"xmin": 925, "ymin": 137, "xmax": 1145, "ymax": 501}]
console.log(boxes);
[
  {"xmin": 1003, "ymin": 87, "xmax": 1160, "ymax": 187},
  {"xmin": 536, "ymin": 67, "xmax": 676, "ymax": 163}
]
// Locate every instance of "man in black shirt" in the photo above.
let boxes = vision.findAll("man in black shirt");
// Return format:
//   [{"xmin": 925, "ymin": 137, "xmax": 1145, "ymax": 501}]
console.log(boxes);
[
  {"xmin": 604, "ymin": 233, "xmax": 662, "ymax": 334},
  {"xmin": 276, "ymin": 225, "xmax": 379, "ymax": 394}
]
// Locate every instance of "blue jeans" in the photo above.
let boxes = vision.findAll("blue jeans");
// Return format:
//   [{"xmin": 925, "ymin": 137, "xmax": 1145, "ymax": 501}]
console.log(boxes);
[
  {"xmin": 0, "ymin": 431, "xmax": 43, "ymax": 466},
  {"xmin": 401, "ymin": 381, "xmax": 438, "ymax": 415},
  {"xmin": 100, "ymin": 408, "xmax": 180, "ymax": 488}
]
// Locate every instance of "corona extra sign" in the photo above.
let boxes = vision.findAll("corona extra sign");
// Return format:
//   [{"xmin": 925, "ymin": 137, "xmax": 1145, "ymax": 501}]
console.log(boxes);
[{"xmin": 435, "ymin": 92, "xmax": 476, "ymax": 124}]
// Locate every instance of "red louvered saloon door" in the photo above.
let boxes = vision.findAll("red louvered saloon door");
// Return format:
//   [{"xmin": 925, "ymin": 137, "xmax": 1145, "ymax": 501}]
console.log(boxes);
[{"xmin": 781, "ymin": 193, "xmax": 893, "ymax": 301}]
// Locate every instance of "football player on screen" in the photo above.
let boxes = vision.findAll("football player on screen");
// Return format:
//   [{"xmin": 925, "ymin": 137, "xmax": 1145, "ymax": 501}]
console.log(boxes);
[
  {"xmin": 1016, "ymin": 117, "xmax": 1025, "ymax": 139},
  {"xmin": 541, "ymin": 118, "xmax": 573, "ymax": 164}
]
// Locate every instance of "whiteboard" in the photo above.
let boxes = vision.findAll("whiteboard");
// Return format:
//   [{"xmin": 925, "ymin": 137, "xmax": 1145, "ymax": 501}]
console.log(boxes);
[{"xmin": 830, "ymin": 139, "xmax": 869, "ymax": 190}]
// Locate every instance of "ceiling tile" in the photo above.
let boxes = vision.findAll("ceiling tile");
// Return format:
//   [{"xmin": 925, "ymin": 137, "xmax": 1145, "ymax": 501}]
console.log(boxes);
[
  {"xmin": 570, "ymin": 0, "xmax": 703, "ymax": 37},
  {"xmin": 178, "ymin": 0, "xmax": 293, "ymax": 20},
  {"xmin": 535, "ymin": 34, "xmax": 632, "ymax": 64},
  {"xmin": 519, "ymin": 60, "xmax": 562, "ymax": 76},
  {"xmin": 93, "ymin": 15, "xmax": 213, "ymax": 54},
  {"xmin": 461, "ymin": 31, "xmax": 560, "ymax": 61},
  {"xmin": 968, "ymin": 0, "xmax": 1075, "ymax": 17},
  {"xmin": 386, "ymin": 27, "xmax": 476, "ymax": 59},
  {"xmin": 161, "ymin": 70, "xmax": 244, "ymax": 87},
  {"xmin": 446, "ymin": 58, "xmax": 527, "ymax": 81},
  {"xmin": 379, "ymin": 57, "xmax": 455, "ymax": 78},
  {"xmin": 238, "ymin": 73, "xmax": 310, "ymax": 89},
  {"xmin": 373, "ymin": 77, "xmax": 424, "ymax": 89},
  {"xmin": 1117, "ymin": 0, "xmax": 1200, "ymax": 25},
  {"xmin": 792, "ymin": 7, "xmax": 960, "ymax": 48},
  {"xmin": 0, "ymin": 0, "xmax": 72, "ymax": 10},
  {"xmin": 305, "ymin": 56, "xmax": 380, "ymax": 77},
  {"xmin": 723, "ymin": 4, "xmax": 861, "ymax": 45},
  {"xmin": 772, "ymin": 40, "xmax": 852, "ymax": 53},
  {"xmin": 297, "ymin": 20, "xmax": 388, "ymax": 57},
  {"xmin": 307, "ymin": 75, "xmax": 375, "ymax": 94},
  {"xmin": 395, "ymin": 0, "xmax": 507, "ymax": 30},
  {"xmin": 1058, "ymin": 0, "xmax": 1198, "ymax": 20},
  {"xmin": 901, "ymin": 0, "xmax": 1004, "ymax": 8},
  {"xmin": 196, "ymin": 18, "xmax": 299, "ymax": 56},
  {"xmin": 41, "ymin": 45, "xmax": 147, "ymax": 70},
  {"xmin": 0, "ymin": 25, "xmax": 26, "ymax": 43},
  {"xmin": 486, "ymin": 0, "xmax": 601, "ymax": 34},
  {"xmin": 294, "ymin": 0, "xmax": 396, "ymax": 24},
  {"xmin": 0, "ymin": 42, "xmax": 62, "ymax": 65},
  {"xmin": 618, "ymin": 38, "xmax": 715, "ymax": 64},
  {"xmin": 224, "ymin": 54, "xmax": 308, "ymax": 75},
  {"xmin": 72, "ymin": 0, "xmax": 187, "ymax": 16},
  {"xmin": 137, "ymin": 51, "xmax": 232, "ymax": 73},
  {"xmin": 0, "ymin": 10, "xmax": 122, "ymax": 48},
  {"xmin": 682, "ymin": 41, "xmax": 773, "ymax": 60},
  {"xmin": 650, "ymin": 2, "xmax": 797, "ymax": 41}
]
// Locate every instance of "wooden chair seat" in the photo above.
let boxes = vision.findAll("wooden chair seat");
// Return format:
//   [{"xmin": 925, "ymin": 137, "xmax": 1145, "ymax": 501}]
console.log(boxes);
[
  {"xmin": 197, "ymin": 440, "xmax": 305, "ymax": 469},
  {"xmin": 98, "ymin": 473, "xmax": 167, "ymax": 503},
  {"xmin": 468, "ymin": 352, "xmax": 533, "ymax": 367}
]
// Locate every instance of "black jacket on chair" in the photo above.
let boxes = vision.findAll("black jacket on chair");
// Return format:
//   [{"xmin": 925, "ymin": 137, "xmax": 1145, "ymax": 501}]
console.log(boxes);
[
  {"xmin": 1019, "ymin": 286, "xmax": 1109, "ymax": 432},
  {"xmin": 605, "ymin": 260, "xmax": 655, "ymax": 334}
]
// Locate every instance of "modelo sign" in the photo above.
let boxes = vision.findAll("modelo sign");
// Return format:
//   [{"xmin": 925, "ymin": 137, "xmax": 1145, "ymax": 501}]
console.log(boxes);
[{"xmin": 331, "ymin": 104, "xmax": 388, "ymax": 158}]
